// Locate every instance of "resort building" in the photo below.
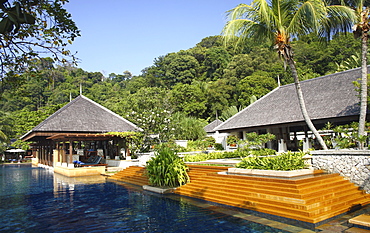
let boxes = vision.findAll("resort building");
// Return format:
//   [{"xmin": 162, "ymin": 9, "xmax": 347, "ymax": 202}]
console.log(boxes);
[
  {"xmin": 214, "ymin": 67, "xmax": 370, "ymax": 151},
  {"xmin": 21, "ymin": 95, "xmax": 142, "ymax": 175}
]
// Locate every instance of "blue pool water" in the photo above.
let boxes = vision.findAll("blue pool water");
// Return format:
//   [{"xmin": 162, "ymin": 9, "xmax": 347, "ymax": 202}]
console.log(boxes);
[{"xmin": 0, "ymin": 164, "xmax": 288, "ymax": 232}]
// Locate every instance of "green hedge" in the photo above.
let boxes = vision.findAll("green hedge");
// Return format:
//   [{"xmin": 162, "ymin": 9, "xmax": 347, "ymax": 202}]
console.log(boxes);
[{"xmin": 236, "ymin": 151, "xmax": 307, "ymax": 171}]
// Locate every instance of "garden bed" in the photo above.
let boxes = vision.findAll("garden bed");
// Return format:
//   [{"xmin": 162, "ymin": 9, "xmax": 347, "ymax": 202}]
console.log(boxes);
[{"xmin": 227, "ymin": 167, "xmax": 317, "ymax": 177}]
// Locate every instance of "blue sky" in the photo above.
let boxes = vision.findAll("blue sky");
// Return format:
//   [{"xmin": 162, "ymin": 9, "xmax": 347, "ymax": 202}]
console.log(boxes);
[{"xmin": 64, "ymin": 0, "xmax": 246, "ymax": 76}]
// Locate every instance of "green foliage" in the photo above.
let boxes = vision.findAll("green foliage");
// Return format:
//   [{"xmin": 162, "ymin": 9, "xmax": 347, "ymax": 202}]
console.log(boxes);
[
  {"xmin": 214, "ymin": 143, "xmax": 224, "ymax": 150},
  {"xmin": 248, "ymin": 148, "xmax": 276, "ymax": 156},
  {"xmin": 186, "ymin": 137, "xmax": 215, "ymax": 151},
  {"xmin": 236, "ymin": 151, "xmax": 307, "ymax": 171},
  {"xmin": 183, "ymin": 150, "xmax": 249, "ymax": 162},
  {"xmin": 154, "ymin": 141, "xmax": 188, "ymax": 153},
  {"xmin": 332, "ymin": 122, "xmax": 368, "ymax": 149},
  {"xmin": 226, "ymin": 135, "xmax": 238, "ymax": 145},
  {"xmin": 239, "ymin": 132, "xmax": 276, "ymax": 150},
  {"xmin": 105, "ymin": 131, "xmax": 144, "ymax": 155},
  {"xmin": 0, "ymin": 0, "xmax": 80, "ymax": 79},
  {"xmin": 171, "ymin": 112, "xmax": 207, "ymax": 140},
  {"xmin": 219, "ymin": 106, "xmax": 240, "ymax": 121},
  {"xmin": 146, "ymin": 147, "xmax": 189, "ymax": 187}
]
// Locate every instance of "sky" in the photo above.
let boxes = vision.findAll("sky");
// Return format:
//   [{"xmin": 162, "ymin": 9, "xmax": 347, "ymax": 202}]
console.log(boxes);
[{"xmin": 64, "ymin": 0, "xmax": 247, "ymax": 76}]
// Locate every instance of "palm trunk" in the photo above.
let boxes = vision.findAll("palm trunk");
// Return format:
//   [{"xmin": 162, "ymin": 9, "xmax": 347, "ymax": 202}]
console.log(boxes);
[
  {"xmin": 286, "ymin": 58, "xmax": 328, "ymax": 150},
  {"xmin": 358, "ymin": 32, "xmax": 368, "ymax": 149}
]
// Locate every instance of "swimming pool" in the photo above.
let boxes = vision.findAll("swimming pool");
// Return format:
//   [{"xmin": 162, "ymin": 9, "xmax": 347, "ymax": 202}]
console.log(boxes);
[{"xmin": 0, "ymin": 164, "xmax": 289, "ymax": 232}]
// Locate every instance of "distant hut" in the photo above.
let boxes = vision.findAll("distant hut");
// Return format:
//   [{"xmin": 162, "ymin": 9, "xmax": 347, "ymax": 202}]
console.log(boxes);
[
  {"xmin": 215, "ymin": 67, "xmax": 370, "ymax": 151},
  {"xmin": 21, "ymin": 95, "xmax": 142, "ymax": 168}
]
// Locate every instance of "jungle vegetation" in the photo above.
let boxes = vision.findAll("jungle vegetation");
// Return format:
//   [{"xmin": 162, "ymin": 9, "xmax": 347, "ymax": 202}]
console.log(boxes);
[{"xmin": 0, "ymin": 31, "xmax": 366, "ymax": 151}]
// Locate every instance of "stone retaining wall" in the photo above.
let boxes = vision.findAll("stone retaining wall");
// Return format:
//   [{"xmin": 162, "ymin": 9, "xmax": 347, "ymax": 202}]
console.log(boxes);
[{"xmin": 310, "ymin": 150, "xmax": 370, "ymax": 193}]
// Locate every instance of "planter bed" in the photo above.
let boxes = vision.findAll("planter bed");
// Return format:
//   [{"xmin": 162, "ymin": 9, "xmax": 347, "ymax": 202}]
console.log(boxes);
[{"xmin": 227, "ymin": 167, "xmax": 317, "ymax": 177}]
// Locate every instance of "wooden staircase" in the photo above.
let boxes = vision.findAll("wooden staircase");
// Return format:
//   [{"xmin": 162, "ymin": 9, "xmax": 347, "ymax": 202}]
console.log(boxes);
[
  {"xmin": 108, "ymin": 166, "xmax": 149, "ymax": 186},
  {"xmin": 108, "ymin": 165, "xmax": 370, "ymax": 224},
  {"xmin": 175, "ymin": 165, "xmax": 370, "ymax": 224}
]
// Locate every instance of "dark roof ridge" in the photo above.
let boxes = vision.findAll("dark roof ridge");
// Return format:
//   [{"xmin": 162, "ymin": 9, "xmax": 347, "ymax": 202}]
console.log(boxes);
[{"xmin": 277, "ymin": 66, "xmax": 362, "ymax": 90}]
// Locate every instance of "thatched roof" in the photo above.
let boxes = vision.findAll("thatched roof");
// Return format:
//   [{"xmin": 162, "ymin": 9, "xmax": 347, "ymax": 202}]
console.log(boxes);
[
  {"xmin": 204, "ymin": 119, "xmax": 223, "ymax": 133},
  {"xmin": 215, "ymin": 67, "xmax": 367, "ymax": 132},
  {"xmin": 22, "ymin": 95, "xmax": 142, "ymax": 141}
]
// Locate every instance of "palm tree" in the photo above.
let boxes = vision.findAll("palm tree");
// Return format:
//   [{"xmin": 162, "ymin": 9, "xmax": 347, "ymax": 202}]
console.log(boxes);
[
  {"xmin": 351, "ymin": 0, "xmax": 369, "ymax": 149},
  {"xmin": 222, "ymin": 0, "xmax": 356, "ymax": 150}
]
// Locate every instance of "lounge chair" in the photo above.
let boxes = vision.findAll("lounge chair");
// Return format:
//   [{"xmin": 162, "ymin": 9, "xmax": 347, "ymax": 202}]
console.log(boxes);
[
  {"xmin": 78, "ymin": 156, "xmax": 107, "ymax": 167},
  {"xmin": 74, "ymin": 155, "xmax": 97, "ymax": 167}
]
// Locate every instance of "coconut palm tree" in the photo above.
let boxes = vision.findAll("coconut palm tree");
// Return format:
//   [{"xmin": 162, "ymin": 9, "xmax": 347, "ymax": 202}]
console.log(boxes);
[
  {"xmin": 222, "ymin": 0, "xmax": 356, "ymax": 150},
  {"xmin": 351, "ymin": 0, "xmax": 370, "ymax": 149}
]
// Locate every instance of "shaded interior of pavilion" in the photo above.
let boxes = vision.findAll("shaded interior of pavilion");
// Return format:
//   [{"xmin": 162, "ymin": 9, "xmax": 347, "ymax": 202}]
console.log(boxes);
[
  {"xmin": 29, "ymin": 133, "xmax": 131, "ymax": 169},
  {"xmin": 227, "ymin": 116, "xmax": 361, "ymax": 152}
]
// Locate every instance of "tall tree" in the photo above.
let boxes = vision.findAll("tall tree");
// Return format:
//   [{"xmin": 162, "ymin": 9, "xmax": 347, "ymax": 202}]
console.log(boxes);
[
  {"xmin": 0, "ymin": 0, "xmax": 80, "ymax": 81},
  {"xmin": 351, "ymin": 0, "xmax": 370, "ymax": 149},
  {"xmin": 222, "ymin": 0, "xmax": 356, "ymax": 150}
]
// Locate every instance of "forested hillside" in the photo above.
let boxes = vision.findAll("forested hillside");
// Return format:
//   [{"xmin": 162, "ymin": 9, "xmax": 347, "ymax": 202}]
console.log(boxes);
[{"xmin": 0, "ymin": 33, "xmax": 364, "ymax": 149}]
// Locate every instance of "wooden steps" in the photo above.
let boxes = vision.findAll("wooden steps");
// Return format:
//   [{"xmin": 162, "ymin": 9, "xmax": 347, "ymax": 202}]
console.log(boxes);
[
  {"xmin": 174, "ymin": 165, "xmax": 370, "ymax": 224},
  {"xmin": 108, "ymin": 166, "xmax": 149, "ymax": 186},
  {"xmin": 108, "ymin": 165, "xmax": 370, "ymax": 224}
]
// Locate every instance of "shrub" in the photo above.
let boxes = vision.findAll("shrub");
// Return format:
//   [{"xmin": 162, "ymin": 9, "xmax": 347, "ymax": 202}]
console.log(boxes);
[
  {"xmin": 226, "ymin": 135, "xmax": 238, "ymax": 145},
  {"xmin": 203, "ymin": 137, "xmax": 216, "ymax": 147},
  {"xmin": 146, "ymin": 148, "xmax": 189, "ymax": 187},
  {"xmin": 236, "ymin": 151, "xmax": 307, "ymax": 171},
  {"xmin": 155, "ymin": 141, "xmax": 189, "ymax": 152},
  {"xmin": 214, "ymin": 143, "xmax": 224, "ymax": 150},
  {"xmin": 249, "ymin": 148, "xmax": 276, "ymax": 156}
]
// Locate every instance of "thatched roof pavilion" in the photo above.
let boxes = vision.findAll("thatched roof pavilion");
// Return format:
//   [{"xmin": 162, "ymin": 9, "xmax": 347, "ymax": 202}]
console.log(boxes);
[
  {"xmin": 21, "ymin": 95, "xmax": 142, "ymax": 168},
  {"xmin": 215, "ymin": 67, "xmax": 369, "ymax": 150}
]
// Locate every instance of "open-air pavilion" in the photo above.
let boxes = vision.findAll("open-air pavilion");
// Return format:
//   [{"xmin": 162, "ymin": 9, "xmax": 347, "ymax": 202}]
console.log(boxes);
[
  {"xmin": 214, "ymin": 67, "xmax": 370, "ymax": 151},
  {"xmin": 21, "ymin": 95, "xmax": 142, "ymax": 176}
]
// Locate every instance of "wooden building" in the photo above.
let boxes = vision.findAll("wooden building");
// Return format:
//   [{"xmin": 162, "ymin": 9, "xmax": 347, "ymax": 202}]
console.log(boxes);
[
  {"xmin": 214, "ymin": 67, "xmax": 370, "ymax": 151},
  {"xmin": 21, "ymin": 95, "xmax": 142, "ymax": 170}
]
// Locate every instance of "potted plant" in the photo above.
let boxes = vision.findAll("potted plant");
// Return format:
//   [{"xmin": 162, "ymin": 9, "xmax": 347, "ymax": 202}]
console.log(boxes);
[{"xmin": 227, "ymin": 135, "xmax": 238, "ymax": 147}]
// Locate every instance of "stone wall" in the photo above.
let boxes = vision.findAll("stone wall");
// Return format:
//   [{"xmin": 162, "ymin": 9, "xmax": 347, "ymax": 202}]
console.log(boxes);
[{"xmin": 310, "ymin": 150, "xmax": 370, "ymax": 193}]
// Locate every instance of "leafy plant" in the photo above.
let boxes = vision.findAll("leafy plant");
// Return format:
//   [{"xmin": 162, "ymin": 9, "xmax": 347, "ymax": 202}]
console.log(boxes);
[
  {"xmin": 331, "ymin": 122, "xmax": 369, "ymax": 149},
  {"xmin": 239, "ymin": 132, "xmax": 276, "ymax": 150},
  {"xmin": 249, "ymin": 148, "xmax": 276, "ymax": 156},
  {"xmin": 236, "ymin": 151, "xmax": 307, "ymax": 171},
  {"xmin": 226, "ymin": 135, "xmax": 238, "ymax": 145},
  {"xmin": 154, "ymin": 141, "xmax": 188, "ymax": 152},
  {"xmin": 186, "ymin": 137, "xmax": 216, "ymax": 151},
  {"xmin": 105, "ymin": 131, "xmax": 144, "ymax": 156},
  {"xmin": 146, "ymin": 147, "xmax": 189, "ymax": 187},
  {"xmin": 214, "ymin": 143, "xmax": 224, "ymax": 150}
]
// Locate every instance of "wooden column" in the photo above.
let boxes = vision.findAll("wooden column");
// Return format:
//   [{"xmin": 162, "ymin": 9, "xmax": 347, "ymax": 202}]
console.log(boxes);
[
  {"xmin": 62, "ymin": 142, "xmax": 67, "ymax": 163},
  {"xmin": 69, "ymin": 140, "xmax": 73, "ymax": 165}
]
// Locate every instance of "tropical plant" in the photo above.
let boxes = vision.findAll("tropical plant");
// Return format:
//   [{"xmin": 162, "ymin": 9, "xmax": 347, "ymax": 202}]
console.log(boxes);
[
  {"xmin": 146, "ymin": 147, "xmax": 189, "ymax": 188},
  {"xmin": 219, "ymin": 106, "xmax": 241, "ymax": 121},
  {"xmin": 105, "ymin": 131, "xmax": 144, "ymax": 157},
  {"xmin": 236, "ymin": 150, "xmax": 307, "ymax": 170},
  {"xmin": 226, "ymin": 134, "xmax": 238, "ymax": 145},
  {"xmin": 222, "ymin": 0, "xmax": 357, "ymax": 150},
  {"xmin": 331, "ymin": 122, "xmax": 369, "ymax": 149},
  {"xmin": 335, "ymin": 52, "xmax": 362, "ymax": 72},
  {"xmin": 171, "ymin": 112, "xmax": 207, "ymax": 140},
  {"xmin": 239, "ymin": 132, "xmax": 275, "ymax": 150}
]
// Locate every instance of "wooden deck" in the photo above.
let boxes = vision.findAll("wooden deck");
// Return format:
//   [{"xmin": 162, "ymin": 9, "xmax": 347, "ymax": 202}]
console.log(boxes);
[{"xmin": 108, "ymin": 165, "xmax": 370, "ymax": 225}]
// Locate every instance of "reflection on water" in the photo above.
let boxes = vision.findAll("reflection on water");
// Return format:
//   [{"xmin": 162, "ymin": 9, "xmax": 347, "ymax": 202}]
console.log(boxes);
[{"xmin": 0, "ymin": 164, "xmax": 288, "ymax": 233}]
